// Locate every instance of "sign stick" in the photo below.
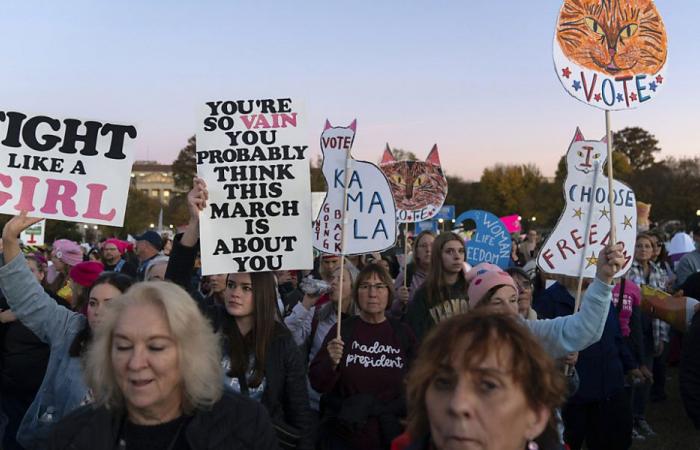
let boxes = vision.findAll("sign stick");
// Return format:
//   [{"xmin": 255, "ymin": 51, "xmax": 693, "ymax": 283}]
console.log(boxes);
[
  {"xmin": 403, "ymin": 223, "xmax": 409, "ymax": 289},
  {"xmin": 605, "ymin": 110, "xmax": 617, "ymax": 244},
  {"xmin": 336, "ymin": 150, "xmax": 354, "ymax": 340},
  {"xmin": 574, "ymin": 161, "xmax": 600, "ymax": 312}
]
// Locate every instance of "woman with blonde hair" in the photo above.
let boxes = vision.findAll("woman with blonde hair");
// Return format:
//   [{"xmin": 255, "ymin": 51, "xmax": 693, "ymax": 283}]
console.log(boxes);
[{"xmin": 48, "ymin": 281, "xmax": 278, "ymax": 450}]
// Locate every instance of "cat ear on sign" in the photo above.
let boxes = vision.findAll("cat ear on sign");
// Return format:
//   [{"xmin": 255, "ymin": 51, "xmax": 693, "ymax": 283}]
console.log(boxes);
[
  {"xmin": 381, "ymin": 144, "xmax": 395, "ymax": 164},
  {"xmin": 349, "ymin": 119, "xmax": 357, "ymax": 132},
  {"xmin": 426, "ymin": 144, "xmax": 441, "ymax": 165},
  {"xmin": 600, "ymin": 135, "xmax": 608, "ymax": 143},
  {"xmin": 573, "ymin": 127, "xmax": 585, "ymax": 142},
  {"xmin": 324, "ymin": 120, "xmax": 333, "ymax": 131}
]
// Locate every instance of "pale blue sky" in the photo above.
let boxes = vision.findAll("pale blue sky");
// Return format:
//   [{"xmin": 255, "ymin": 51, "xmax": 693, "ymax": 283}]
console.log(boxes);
[{"xmin": 0, "ymin": 1, "xmax": 695, "ymax": 180}]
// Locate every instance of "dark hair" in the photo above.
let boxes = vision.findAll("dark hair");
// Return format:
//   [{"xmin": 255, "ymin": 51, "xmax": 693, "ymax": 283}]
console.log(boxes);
[
  {"xmin": 424, "ymin": 232, "xmax": 466, "ymax": 307},
  {"xmin": 406, "ymin": 310, "xmax": 567, "ymax": 442},
  {"xmin": 69, "ymin": 272, "xmax": 135, "ymax": 357},
  {"xmin": 413, "ymin": 231, "xmax": 436, "ymax": 268},
  {"xmin": 223, "ymin": 272, "xmax": 282, "ymax": 388},
  {"xmin": 353, "ymin": 262, "xmax": 395, "ymax": 311}
]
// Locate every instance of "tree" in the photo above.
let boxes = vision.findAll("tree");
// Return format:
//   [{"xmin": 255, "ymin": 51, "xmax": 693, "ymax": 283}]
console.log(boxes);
[
  {"xmin": 613, "ymin": 127, "xmax": 661, "ymax": 171},
  {"xmin": 172, "ymin": 135, "xmax": 197, "ymax": 190},
  {"xmin": 388, "ymin": 148, "xmax": 417, "ymax": 161}
]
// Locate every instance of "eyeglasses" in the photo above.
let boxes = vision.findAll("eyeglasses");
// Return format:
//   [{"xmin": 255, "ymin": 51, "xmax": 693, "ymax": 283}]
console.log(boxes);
[
  {"xmin": 515, "ymin": 280, "xmax": 532, "ymax": 291},
  {"xmin": 358, "ymin": 283, "xmax": 388, "ymax": 291}
]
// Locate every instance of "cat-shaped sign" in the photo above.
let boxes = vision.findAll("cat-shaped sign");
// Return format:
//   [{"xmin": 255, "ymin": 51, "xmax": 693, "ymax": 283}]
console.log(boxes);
[
  {"xmin": 553, "ymin": 0, "xmax": 668, "ymax": 110},
  {"xmin": 380, "ymin": 145, "xmax": 448, "ymax": 223},
  {"xmin": 537, "ymin": 128, "xmax": 637, "ymax": 278},
  {"xmin": 312, "ymin": 120, "xmax": 397, "ymax": 255}
]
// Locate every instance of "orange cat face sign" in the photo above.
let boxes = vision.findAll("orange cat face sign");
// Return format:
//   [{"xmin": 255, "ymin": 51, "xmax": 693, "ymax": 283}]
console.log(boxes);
[{"xmin": 554, "ymin": 0, "xmax": 668, "ymax": 110}]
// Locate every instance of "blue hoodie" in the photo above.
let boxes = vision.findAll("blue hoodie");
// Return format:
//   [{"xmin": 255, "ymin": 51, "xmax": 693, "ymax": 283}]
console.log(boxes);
[{"xmin": 534, "ymin": 282, "xmax": 636, "ymax": 403}]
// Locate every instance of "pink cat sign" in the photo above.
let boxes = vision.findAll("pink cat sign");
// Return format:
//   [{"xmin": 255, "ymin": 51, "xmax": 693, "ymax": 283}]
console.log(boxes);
[
  {"xmin": 380, "ymin": 145, "xmax": 448, "ymax": 223},
  {"xmin": 553, "ymin": 0, "xmax": 668, "ymax": 110},
  {"xmin": 313, "ymin": 120, "xmax": 397, "ymax": 255},
  {"xmin": 537, "ymin": 128, "xmax": 637, "ymax": 278}
]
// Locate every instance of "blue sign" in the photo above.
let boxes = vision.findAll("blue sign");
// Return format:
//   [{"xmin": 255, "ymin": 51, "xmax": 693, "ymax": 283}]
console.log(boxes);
[
  {"xmin": 432, "ymin": 205, "xmax": 455, "ymax": 221},
  {"xmin": 455, "ymin": 209, "xmax": 511, "ymax": 269},
  {"xmin": 415, "ymin": 220, "xmax": 438, "ymax": 234}
]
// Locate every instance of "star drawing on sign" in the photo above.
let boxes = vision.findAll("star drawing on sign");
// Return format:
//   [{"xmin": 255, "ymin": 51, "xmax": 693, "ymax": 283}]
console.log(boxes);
[
  {"xmin": 622, "ymin": 215, "xmax": 633, "ymax": 230},
  {"xmin": 649, "ymin": 81, "xmax": 658, "ymax": 92},
  {"xmin": 656, "ymin": 75, "xmax": 664, "ymax": 84},
  {"xmin": 572, "ymin": 80, "xmax": 582, "ymax": 91},
  {"xmin": 599, "ymin": 206, "xmax": 610, "ymax": 220},
  {"xmin": 594, "ymin": 93, "xmax": 602, "ymax": 102},
  {"xmin": 562, "ymin": 67, "xmax": 572, "ymax": 78},
  {"xmin": 629, "ymin": 92, "xmax": 638, "ymax": 102},
  {"xmin": 572, "ymin": 207, "xmax": 584, "ymax": 220},
  {"xmin": 585, "ymin": 252, "xmax": 598, "ymax": 268},
  {"xmin": 616, "ymin": 93, "xmax": 624, "ymax": 102}
]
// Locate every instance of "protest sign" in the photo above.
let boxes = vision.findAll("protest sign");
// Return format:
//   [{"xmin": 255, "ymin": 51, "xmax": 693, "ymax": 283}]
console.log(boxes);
[
  {"xmin": 500, "ymin": 214, "xmax": 522, "ymax": 234},
  {"xmin": 196, "ymin": 98, "xmax": 313, "ymax": 275},
  {"xmin": 20, "ymin": 220, "xmax": 46, "ymax": 246},
  {"xmin": 380, "ymin": 145, "xmax": 448, "ymax": 223},
  {"xmin": 537, "ymin": 128, "xmax": 637, "ymax": 278},
  {"xmin": 313, "ymin": 120, "xmax": 397, "ymax": 255},
  {"xmin": 641, "ymin": 285, "xmax": 699, "ymax": 333},
  {"xmin": 456, "ymin": 210, "xmax": 511, "ymax": 269},
  {"xmin": 553, "ymin": 0, "xmax": 668, "ymax": 111},
  {"xmin": 0, "ymin": 110, "xmax": 136, "ymax": 225}
]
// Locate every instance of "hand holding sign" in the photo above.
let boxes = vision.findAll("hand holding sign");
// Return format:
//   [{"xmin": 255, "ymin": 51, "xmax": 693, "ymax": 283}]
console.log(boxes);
[{"xmin": 595, "ymin": 244, "xmax": 624, "ymax": 285}]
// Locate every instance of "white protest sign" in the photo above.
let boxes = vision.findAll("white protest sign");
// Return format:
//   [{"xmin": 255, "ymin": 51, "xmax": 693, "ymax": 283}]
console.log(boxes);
[
  {"xmin": 553, "ymin": 0, "xmax": 668, "ymax": 110},
  {"xmin": 197, "ymin": 98, "xmax": 313, "ymax": 275},
  {"xmin": 20, "ymin": 220, "xmax": 46, "ymax": 246},
  {"xmin": 0, "ymin": 110, "xmax": 136, "ymax": 225},
  {"xmin": 537, "ymin": 128, "xmax": 636, "ymax": 278},
  {"xmin": 312, "ymin": 120, "xmax": 397, "ymax": 255}
]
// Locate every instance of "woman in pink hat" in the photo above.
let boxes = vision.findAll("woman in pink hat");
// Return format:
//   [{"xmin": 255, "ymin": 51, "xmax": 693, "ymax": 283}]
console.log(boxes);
[{"xmin": 47, "ymin": 239, "xmax": 84, "ymax": 304}]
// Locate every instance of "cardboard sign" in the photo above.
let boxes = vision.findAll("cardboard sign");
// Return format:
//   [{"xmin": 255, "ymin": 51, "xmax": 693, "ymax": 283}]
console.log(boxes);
[
  {"xmin": 0, "ymin": 110, "xmax": 136, "ymax": 225},
  {"xmin": 641, "ymin": 285, "xmax": 698, "ymax": 333},
  {"xmin": 196, "ymin": 98, "xmax": 313, "ymax": 275},
  {"xmin": 456, "ymin": 210, "xmax": 511, "ymax": 269},
  {"xmin": 380, "ymin": 145, "xmax": 448, "ymax": 223},
  {"xmin": 537, "ymin": 128, "xmax": 637, "ymax": 278},
  {"xmin": 500, "ymin": 214, "xmax": 522, "ymax": 234},
  {"xmin": 553, "ymin": 0, "xmax": 668, "ymax": 110},
  {"xmin": 20, "ymin": 220, "xmax": 46, "ymax": 246},
  {"xmin": 313, "ymin": 120, "xmax": 397, "ymax": 255}
]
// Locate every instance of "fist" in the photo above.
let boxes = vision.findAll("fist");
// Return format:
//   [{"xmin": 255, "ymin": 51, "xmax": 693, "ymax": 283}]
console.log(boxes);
[
  {"xmin": 327, "ymin": 338, "xmax": 344, "ymax": 368},
  {"xmin": 595, "ymin": 244, "xmax": 625, "ymax": 284},
  {"xmin": 397, "ymin": 286, "xmax": 409, "ymax": 304}
]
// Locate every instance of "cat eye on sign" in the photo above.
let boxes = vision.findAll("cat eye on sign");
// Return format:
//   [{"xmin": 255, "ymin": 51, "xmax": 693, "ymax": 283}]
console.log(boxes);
[
  {"xmin": 584, "ymin": 17, "xmax": 605, "ymax": 36},
  {"xmin": 619, "ymin": 24, "xmax": 638, "ymax": 40},
  {"xmin": 391, "ymin": 174, "xmax": 404, "ymax": 185},
  {"xmin": 413, "ymin": 175, "xmax": 427, "ymax": 187}
]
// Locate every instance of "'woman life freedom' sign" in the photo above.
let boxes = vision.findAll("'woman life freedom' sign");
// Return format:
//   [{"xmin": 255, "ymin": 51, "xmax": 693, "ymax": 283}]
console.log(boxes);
[
  {"xmin": 196, "ymin": 98, "xmax": 313, "ymax": 275},
  {"xmin": 0, "ymin": 110, "xmax": 136, "ymax": 225}
]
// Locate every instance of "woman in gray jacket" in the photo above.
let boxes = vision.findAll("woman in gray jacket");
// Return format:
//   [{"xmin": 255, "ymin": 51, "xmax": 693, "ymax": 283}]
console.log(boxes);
[{"xmin": 0, "ymin": 213, "xmax": 133, "ymax": 449}]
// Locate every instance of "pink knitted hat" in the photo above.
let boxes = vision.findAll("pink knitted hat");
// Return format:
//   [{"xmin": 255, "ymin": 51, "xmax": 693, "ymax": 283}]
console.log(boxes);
[
  {"xmin": 464, "ymin": 263, "xmax": 502, "ymax": 283},
  {"xmin": 468, "ymin": 270, "xmax": 518, "ymax": 309},
  {"xmin": 51, "ymin": 239, "xmax": 83, "ymax": 267}
]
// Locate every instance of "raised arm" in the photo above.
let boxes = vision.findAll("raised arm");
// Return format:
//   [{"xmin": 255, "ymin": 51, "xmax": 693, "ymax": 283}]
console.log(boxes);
[
  {"xmin": 0, "ymin": 213, "xmax": 83, "ymax": 344},
  {"xmin": 528, "ymin": 244, "xmax": 622, "ymax": 358}
]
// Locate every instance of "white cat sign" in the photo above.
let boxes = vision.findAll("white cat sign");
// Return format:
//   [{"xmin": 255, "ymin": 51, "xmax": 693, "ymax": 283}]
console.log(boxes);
[
  {"xmin": 196, "ymin": 97, "xmax": 314, "ymax": 275},
  {"xmin": 537, "ymin": 128, "xmax": 637, "ymax": 278},
  {"xmin": 313, "ymin": 120, "xmax": 397, "ymax": 255}
]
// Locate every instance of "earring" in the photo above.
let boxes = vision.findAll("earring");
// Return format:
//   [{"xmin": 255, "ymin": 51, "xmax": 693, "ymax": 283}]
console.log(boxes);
[{"xmin": 527, "ymin": 440, "xmax": 539, "ymax": 450}]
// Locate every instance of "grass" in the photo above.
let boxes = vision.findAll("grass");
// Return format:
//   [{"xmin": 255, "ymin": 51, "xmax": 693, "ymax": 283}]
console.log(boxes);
[{"xmin": 633, "ymin": 367, "xmax": 700, "ymax": 450}]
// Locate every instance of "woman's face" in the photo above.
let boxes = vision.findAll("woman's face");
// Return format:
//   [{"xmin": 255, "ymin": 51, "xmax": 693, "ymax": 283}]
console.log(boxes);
[
  {"xmin": 635, "ymin": 238, "xmax": 655, "ymax": 264},
  {"xmin": 512, "ymin": 275, "xmax": 533, "ymax": 318},
  {"xmin": 425, "ymin": 344, "xmax": 548, "ymax": 450},
  {"xmin": 442, "ymin": 240, "xmax": 465, "ymax": 275},
  {"xmin": 330, "ymin": 268, "xmax": 352, "ymax": 303},
  {"xmin": 87, "ymin": 283, "xmax": 122, "ymax": 329},
  {"xmin": 357, "ymin": 273, "xmax": 389, "ymax": 317},
  {"xmin": 485, "ymin": 286, "xmax": 519, "ymax": 316},
  {"xmin": 650, "ymin": 237, "xmax": 662, "ymax": 259},
  {"xmin": 52, "ymin": 255, "xmax": 66, "ymax": 272},
  {"xmin": 224, "ymin": 273, "xmax": 254, "ymax": 318},
  {"xmin": 416, "ymin": 235, "xmax": 435, "ymax": 269},
  {"xmin": 112, "ymin": 303, "xmax": 183, "ymax": 423}
]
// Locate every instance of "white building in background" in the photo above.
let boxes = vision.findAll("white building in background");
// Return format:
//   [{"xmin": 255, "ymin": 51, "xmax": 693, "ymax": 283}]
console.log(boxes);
[{"xmin": 130, "ymin": 160, "xmax": 186, "ymax": 204}]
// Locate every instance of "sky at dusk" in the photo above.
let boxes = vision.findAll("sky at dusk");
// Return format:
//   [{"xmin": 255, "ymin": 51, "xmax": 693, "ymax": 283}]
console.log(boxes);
[{"xmin": 1, "ymin": 1, "xmax": 697, "ymax": 181}]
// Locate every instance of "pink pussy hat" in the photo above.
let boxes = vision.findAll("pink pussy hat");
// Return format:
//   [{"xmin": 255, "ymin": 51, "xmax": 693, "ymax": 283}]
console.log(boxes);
[{"xmin": 468, "ymin": 270, "xmax": 518, "ymax": 309}]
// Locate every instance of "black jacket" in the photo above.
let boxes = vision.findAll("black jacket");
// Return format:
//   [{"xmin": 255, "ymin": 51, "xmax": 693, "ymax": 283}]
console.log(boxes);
[
  {"xmin": 222, "ymin": 321, "xmax": 312, "ymax": 450},
  {"xmin": 47, "ymin": 391, "xmax": 280, "ymax": 450},
  {"xmin": 681, "ymin": 308, "xmax": 700, "ymax": 429}
]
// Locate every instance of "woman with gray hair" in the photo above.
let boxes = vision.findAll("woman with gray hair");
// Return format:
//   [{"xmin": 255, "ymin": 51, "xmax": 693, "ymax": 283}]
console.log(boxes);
[{"xmin": 47, "ymin": 280, "xmax": 278, "ymax": 450}]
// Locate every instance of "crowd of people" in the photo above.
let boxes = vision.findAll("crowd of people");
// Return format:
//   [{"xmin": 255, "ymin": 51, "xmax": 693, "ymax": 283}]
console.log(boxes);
[{"xmin": 0, "ymin": 178, "xmax": 699, "ymax": 450}]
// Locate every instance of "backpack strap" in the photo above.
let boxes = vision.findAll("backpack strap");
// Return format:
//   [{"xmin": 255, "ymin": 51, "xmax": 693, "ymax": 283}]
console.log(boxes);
[{"xmin": 615, "ymin": 279, "xmax": 626, "ymax": 314}]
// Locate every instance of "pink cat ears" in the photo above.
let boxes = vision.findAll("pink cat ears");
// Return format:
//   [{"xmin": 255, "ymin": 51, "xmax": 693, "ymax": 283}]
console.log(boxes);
[
  {"xmin": 381, "ymin": 143, "xmax": 442, "ymax": 165},
  {"xmin": 572, "ymin": 127, "xmax": 608, "ymax": 144},
  {"xmin": 324, "ymin": 119, "xmax": 357, "ymax": 132}
]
